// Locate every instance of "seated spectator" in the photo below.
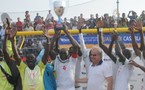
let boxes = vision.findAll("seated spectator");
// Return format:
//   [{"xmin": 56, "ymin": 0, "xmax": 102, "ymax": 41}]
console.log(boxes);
[
  {"xmin": 88, "ymin": 14, "xmax": 96, "ymax": 29},
  {"xmin": 45, "ymin": 20, "xmax": 53, "ymax": 30},
  {"xmin": 72, "ymin": 16, "xmax": 78, "ymax": 29},
  {"xmin": 35, "ymin": 17, "xmax": 45, "ymax": 31},
  {"xmin": 23, "ymin": 22, "xmax": 34, "ymax": 31}
]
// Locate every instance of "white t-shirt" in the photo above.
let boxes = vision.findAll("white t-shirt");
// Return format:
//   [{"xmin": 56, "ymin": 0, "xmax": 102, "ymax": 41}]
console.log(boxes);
[
  {"xmin": 114, "ymin": 51, "xmax": 137, "ymax": 90},
  {"xmin": 114, "ymin": 59, "xmax": 133, "ymax": 90},
  {"xmin": 54, "ymin": 55, "xmax": 77, "ymax": 90},
  {"xmin": 87, "ymin": 61, "xmax": 112, "ymax": 90}
]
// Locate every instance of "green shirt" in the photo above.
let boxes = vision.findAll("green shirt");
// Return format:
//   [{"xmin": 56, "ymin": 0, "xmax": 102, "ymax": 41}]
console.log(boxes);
[
  {"xmin": 0, "ymin": 61, "xmax": 14, "ymax": 90},
  {"xmin": 6, "ymin": 40, "xmax": 13, "ymax": 56},
  {"xmin": 18, "ymin": 61, "xmax": 45, "ymax": 90}
]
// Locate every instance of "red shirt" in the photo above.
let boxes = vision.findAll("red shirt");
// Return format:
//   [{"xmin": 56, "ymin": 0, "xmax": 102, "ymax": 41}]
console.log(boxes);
[{"xmin": 16, "ymin": 21, "xmax": 23, "ymax": 31}]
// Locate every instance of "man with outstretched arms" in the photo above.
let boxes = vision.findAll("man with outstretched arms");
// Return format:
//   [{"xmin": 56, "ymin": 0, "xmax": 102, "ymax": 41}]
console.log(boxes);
[
  {"xmin": 129, "ymin": 19, "xmax": 145, "ymax": 90},
  {"xmin": 11, "ymin": 26, "xmax": 49, "ymax": 90},
  {"xmin": 51, "ymin": 26, "xmax": 80, "ymax": 90}
]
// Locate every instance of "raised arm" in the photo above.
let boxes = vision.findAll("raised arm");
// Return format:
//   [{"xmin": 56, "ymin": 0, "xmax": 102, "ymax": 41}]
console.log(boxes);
[
  {"xmin": 114, "ymin": 31, "xmax": 126, "ymax": 63},
  {"xmin": 97, "ymin": 28, "xmax": 117, "ymax": 63},
  {"xmin": 78, "ymin": 27, "xmax": 87, "ymax": 55},
  {"xmin": 128, "ymin": 20, "xmax": 141, "ymax": 57},
  {"xmin": 9, "ymin": 27, "xmax": 21, "ymax": 65},
  {"xmin": 129, "ymin": 60, "xmax": 145, "ymax": 72},
  {"xmin": 3, "ymin": 29, "xmax": 11, "ymax": 63},
  {"xmin": 50, "ymin": 30, "xmax": 61, "ymax": 54},
  {"xmin": 63, "ymin": 26, "xmax": 80, "ymax": 54},
  {"xmin": 41, "ymin": 29, "xmax": 51, "ymax": 65}
]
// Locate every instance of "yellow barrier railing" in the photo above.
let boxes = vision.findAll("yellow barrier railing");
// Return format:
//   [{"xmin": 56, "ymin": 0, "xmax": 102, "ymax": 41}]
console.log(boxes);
[
  {"xmin": 16, "ymin": 27, "xmax": 145, "ymax": 36},
  {"xmin": 19, "ymin": 36, "xmax": 25, "ymax": 49}
]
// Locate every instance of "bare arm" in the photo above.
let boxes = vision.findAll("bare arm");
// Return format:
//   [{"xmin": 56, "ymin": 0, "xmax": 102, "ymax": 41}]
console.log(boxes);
[
  {"xmin": 41, "ymin": 29, "xmax": 50, "ymax": 65},
  {"xmin": 129, "ymin": 26, "xmax": 141, "ymax": 56},
  {"xmin": 50, "ymin": 30, "xmax": 61, "ymax": 54},
  {"xmin": 75, "ymin": 77, "xmax": 88, "ymax": 83},
  {"xmin": 3, "ymin": 30, "xmax": 11, "ymax": 64},
  {"xmin": 129, "ymin": 60, "xmax": 145, "ymax": 72},
  {"xmin": 63, "ymin": 26, "xmax": 80, "ymax": 54},
  {"xmin": 115, "ymin": 32, "xmax": 126, "ymax": 63},
  {"xmin": 9, "ymin": 28, "xmax": 21, "ymax": 65},
  {"xmin": 106, "ymin": 76, "xmax": 113, "ymax": 90},
  {"xmin": 97, "ymin": 28, "xmax": 117, "ymax": 63}
]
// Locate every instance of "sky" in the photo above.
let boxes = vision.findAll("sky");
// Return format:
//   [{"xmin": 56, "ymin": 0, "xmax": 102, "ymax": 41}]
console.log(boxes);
[{"xmin": 0, "ymin": 0, "xmax": 145, "ymax": 23}]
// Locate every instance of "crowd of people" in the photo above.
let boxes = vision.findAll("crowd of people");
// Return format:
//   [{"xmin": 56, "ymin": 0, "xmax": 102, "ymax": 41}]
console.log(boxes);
[
  {"xmin": 0, "ymin": 10, "xmax": 145, "ymax": 32},
  {"xmin": 0, "ymin": 10, "xmax": 145, "ymax": 90}
]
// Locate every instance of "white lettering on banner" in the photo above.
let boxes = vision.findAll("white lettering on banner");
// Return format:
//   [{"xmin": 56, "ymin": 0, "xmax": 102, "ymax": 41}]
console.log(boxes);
[
  {"xmin": 122, "ymin": 35, "xmax": 140, "ymax": 42},
  {"xmin": 122, "ymin": 36, "xmax": 132, "ymax": 41},
  {"xmin": 60, "ymin": 38, "xmax": 69, "ymax": 42}
]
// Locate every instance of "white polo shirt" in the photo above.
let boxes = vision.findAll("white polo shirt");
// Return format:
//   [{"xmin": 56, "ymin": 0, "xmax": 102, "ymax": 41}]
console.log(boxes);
[
  {"xmin": 54, "ymin": 55, "xmax": 77, "ymax": 90},
  {"xmin": 87, "ymin": 61, "xmax": 112, "ymax": 90}
]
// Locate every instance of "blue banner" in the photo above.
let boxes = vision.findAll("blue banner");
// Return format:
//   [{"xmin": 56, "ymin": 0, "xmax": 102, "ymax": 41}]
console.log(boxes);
[{"xmin": 59, "ymin": 33, "xmax": 142, "ymax": 45}]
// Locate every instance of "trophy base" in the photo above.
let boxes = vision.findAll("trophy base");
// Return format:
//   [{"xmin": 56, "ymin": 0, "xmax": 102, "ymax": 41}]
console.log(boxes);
[{"xmin": 54, "ymin": 24, "xmax": 64, "ymax": 31}]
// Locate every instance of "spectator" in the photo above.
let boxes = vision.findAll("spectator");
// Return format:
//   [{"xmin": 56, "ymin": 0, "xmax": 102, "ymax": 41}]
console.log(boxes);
[
  {"xmin": 0, "ymin": 22, "xmax": 6, "ymax": 48},
  {"xmin": 72, "ymin": 16, "xmax": 78, "ymax": 29},
  {"xmin": 88, "ymin": 14, "xmax": 96, "ymax": 29},
  {"xmin": 128, "ymin": 10, "xmax": 138, "ymax": 21},
  {"xmin": 140, "ymin": 10, "xmax": 145, "ymax": 26},
  {"xmin": 34, "ymin": 13, "xmax": 41, "ymax": 30},
  {"xmin": 16, "ymin": 17, "xmax": 23, "ymax": 31},
  {"xmin": 78, "ymin": 13, "xmax": 85, "ymax": 29},
  {"xmin": 119, "ymin": 13, "xmax": 128, "ymax": 27},
  {"xmin": 25, "ymin": 11, "xmax": 31, "ymax": 23},
  {"xmin": 95, "ymin": 13, "xmax": 99, "ymax": 27},
  {"xmin": 45, "ymin": 10, "xmax": 53, "ymax": 22},
  {"xmin": 23, "ymin": 22, "xmax": 34, "ymax": 31},
  {"xmin": 103, "ymin": 13, "xmax": 110, "ymax": 28},
  {"xmin": 63, "ymin": 17, "xmax": 70, "ymax": 29}
]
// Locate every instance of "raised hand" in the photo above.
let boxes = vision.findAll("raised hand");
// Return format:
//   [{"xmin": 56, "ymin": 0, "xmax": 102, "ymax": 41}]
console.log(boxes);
[
  {"xmin": 135, "ymin": 20, "xmax": 143, "ymax": 31},
  {"xmin": 42, "ymin": 29, "xmax": 50, "ymax": 38},
  {"xmin": 78, "ymin": 26, "xmax": 82, "ymax": 33},
  {"xmin": 96, "ymin": 19, "xmax": 104, "ymax": 28},
  {"xmin": 56, "ymin": 30, "xmax": 61, "ymax": 38},
  {"xmin": 128, "ymin": 20, "xmax": 137, "ymax": 31},
  {"xmin": 63, "ymin": 25, "xmax": 69, "ymax": 33},
  {"xmin": 8, "ymin": 27, "xmax": 17, "ymax": 41},
  {"xmin": 129, "ymin": 60, "xmax": 139, "ymax": 67},
  {"xmin": 112, "ymin": 30, "xmax": 118, "ymax": 41}
]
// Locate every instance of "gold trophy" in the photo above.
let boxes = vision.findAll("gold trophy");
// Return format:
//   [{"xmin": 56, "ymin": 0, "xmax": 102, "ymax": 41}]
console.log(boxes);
[{"xmin": 52, "ymin": 0, "xmax": 66, "ymax": 30}]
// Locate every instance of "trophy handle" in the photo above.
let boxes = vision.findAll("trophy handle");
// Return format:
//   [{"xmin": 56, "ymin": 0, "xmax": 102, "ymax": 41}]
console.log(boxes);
[{"xmin": 1, "ymin": 13, "xmax": 11, "ymax": 29}]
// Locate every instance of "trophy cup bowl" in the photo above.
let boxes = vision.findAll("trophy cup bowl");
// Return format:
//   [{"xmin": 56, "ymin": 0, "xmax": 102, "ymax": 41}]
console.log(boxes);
[{"xmin": 52, "ymin": 0, "xmax": 66, "ymax": 30}]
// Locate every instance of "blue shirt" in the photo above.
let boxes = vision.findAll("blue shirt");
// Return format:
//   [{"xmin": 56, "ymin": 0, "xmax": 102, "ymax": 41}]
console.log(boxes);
[{"xmin": 43, "ymin": 63, "xmax": 56, "ymax": 90}]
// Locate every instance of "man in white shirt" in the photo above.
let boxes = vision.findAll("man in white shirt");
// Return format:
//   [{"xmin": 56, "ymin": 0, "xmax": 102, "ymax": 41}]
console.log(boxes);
[
  {"xmin": 51, "ymin": 26, "xmax": 80, "ymax": 90},
  {"xmin": 45, "ymin": 10, "xmax": 53, "ymax": 21},
  {"xmin": 129, "ymin": 20, "xmax": 145, "ymax": 90},
  {"xmin": 76, "ymin": 47, "xmax": 113, "ymax": 90}
]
